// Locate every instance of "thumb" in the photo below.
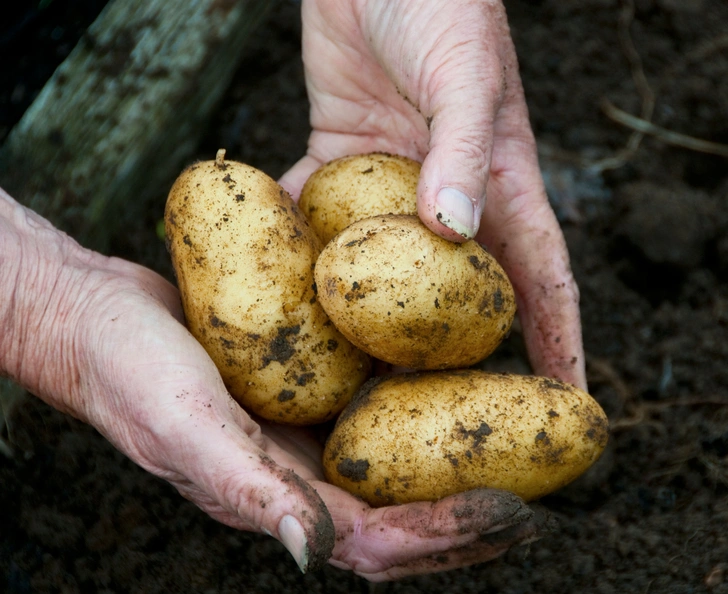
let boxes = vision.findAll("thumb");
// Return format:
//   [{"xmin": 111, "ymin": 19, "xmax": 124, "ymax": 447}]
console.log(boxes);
[
  {"xmin": 416, "ymin": 38, "xmax": 510, "ymax": 241},
  {"xmin": 403, "ymin": 3, "xmax": 514, "ymax": 241},
  {"xmin": 164, "ymin": 403, "xmax": 335, "ymax": 572},
  {"xmin": 112, "ymin": 346, "xmax": 336, "ymax": 572}
]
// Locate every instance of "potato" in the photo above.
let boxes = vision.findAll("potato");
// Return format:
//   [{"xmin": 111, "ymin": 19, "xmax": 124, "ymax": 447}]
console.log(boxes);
[
  {"xmin": 323, "ymin": 370, "xmax": 609, "ymax": 505},
  {"xmin": 299, "ymin": 152, "xmax": 420, "ymax": 244},
  {"xmin": 165, "ymin": 150, "xmax": 371, "ymax": 425},
  {"xmin": 314, "ymin": 214, "xmax": 516, "ymax": 369}
]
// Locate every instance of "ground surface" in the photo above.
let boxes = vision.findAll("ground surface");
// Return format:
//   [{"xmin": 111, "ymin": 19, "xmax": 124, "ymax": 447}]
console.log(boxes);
[{"xmin": 1, "ymin": 0, "xmax": 727, "ymax": 592}]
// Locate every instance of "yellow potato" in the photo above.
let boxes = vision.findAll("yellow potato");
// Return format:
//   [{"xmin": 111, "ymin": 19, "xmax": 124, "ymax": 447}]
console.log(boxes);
[
  {"xmin": 299, "ymin": 152, "xmax": 420, "ymax": 244},
  {"xmin": 324, "ymin": 370, "xmax": 609, "ymax": 505},
  {"xmin": 165, "ymin": 150, "xmax": 371, "ymax": 425},
  {"xmin": 314, "ymin": 214, "xmax": 516, "ymax": 369}
]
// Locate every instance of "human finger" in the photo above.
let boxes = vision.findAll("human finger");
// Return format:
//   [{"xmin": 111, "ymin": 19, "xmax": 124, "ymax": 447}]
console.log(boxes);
[
  {"xmin": 476, "ymin": 132, "xmax": 586, "ymax": 389},
  {"xmin": 356, "ymin": 504, "xmax": 554, "ymax": 581},
  {"xmin": 413, "ymin": 4, "xmax": 515, "ymax": 242},
  {"xmin": 314, "ymin": 483, "xmax": 538, "ymax": 579},
  {"xmin": 278, "ymin": 154, "xmax": 325, "ymax": 202}
]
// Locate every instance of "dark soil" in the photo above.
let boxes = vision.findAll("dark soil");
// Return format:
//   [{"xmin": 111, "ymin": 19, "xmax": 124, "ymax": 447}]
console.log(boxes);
[{"xmin": 2, "ymin": 0, "xmax": 728, "ymax": 592}]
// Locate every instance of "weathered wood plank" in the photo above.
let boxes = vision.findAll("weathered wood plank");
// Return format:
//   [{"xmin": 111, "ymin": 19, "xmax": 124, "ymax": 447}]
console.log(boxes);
[{"xmin": 0, "ymin": 0, "xmax": 273, "ymax": 251}]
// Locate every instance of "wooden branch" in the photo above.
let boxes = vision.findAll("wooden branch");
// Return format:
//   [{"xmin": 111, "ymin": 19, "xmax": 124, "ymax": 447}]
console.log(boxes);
[{"xmin": 0, "ymin": 0, "xmax": 273, "ymax": 252}]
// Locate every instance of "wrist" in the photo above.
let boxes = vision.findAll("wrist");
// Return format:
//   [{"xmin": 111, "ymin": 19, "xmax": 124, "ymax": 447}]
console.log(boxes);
[
  {"xmin": 0, "ymin": 189, "xmax": 90, "ymax": 412},
  {"xmin": 1, "ymin": 187, "xmax": 182, "ymax": 421}
]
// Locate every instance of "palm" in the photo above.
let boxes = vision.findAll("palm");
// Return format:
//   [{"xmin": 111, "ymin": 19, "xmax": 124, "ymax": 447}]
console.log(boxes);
[
  {"xmin": 303, "ymin": 21, "xmax": 429, "ymax": 166},
  {"xmin": 280, "ymin": 23, "xmax": 429, "ymax": 193}
]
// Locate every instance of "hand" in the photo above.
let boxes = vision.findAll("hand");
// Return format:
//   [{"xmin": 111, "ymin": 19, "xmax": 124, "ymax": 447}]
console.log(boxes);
[
  {"xmin": 280, "ymin": 0, "xmax": 586, "ymax": 389},
  {"xmin": 0, "ymin": 189, "xmax": 548, "ymax": 580}
]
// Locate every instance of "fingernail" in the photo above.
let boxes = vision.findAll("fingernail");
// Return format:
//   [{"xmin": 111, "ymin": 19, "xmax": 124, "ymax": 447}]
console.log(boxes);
[
  {"xmin": 435, "ymin": 187, "xmax": 481, "ymax": 239},
  {"xmin": 278, "ymin": 515, "xmax": 309, "ymax": 573},
  {"xmin": 484, "ymin": 504, "xmax": 534, "ymax": 534}
]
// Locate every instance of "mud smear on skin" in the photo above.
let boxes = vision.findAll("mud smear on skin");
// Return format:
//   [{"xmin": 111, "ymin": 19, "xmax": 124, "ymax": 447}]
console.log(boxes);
[{"xmin": 258, "ymin": 454, "xmax": 334, "ymax": 572}]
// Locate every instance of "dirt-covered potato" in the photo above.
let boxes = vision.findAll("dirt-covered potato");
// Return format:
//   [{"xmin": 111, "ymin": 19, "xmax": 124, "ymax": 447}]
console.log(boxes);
[
  {"xmin": 324, "ymin": 370, "xmax": 609, "ymax": 505},
  {"xmin": 313, "ymin": 214, "xmax": 516, "ymax": 369},
  {"xmin": 165, "ymin": 150, "xmax": 371, "ymax": 425},
  {"xmin": 299, "ymin": 152, "xmax": 420, "ymax": 244}
]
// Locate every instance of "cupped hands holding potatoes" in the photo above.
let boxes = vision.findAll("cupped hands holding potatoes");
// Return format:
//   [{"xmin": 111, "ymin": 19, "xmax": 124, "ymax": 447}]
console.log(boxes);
[{"xmin": 0, "ymin": 0, "xmax": 589, "ymax": 581}]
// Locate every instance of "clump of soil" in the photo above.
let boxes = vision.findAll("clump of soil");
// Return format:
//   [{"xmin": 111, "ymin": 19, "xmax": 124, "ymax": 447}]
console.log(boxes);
[{"xmin": 1, "ymin": 0, "xmax": 727, "ymax": 592}]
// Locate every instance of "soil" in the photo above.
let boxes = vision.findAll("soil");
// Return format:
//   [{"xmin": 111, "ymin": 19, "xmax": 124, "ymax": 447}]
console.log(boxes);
[{"xmin": 2, "ymin": 0, "xmax": 728, "ymax": 592}]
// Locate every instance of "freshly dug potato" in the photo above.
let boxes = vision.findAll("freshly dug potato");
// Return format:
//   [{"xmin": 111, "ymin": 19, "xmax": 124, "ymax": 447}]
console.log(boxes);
[
  {"xmin": 324, "ymin": 370, "xmax": 609, "ymax": 505},
  {"xmin": 299, "ymin": 152, "xmax": 420, "ymax": 244},
  {"xmin": 165, "ymin": 150, "xmax": 371, "ymax": 425},
  {"xmin": 314, "ymin": 214, "xmax": 516, "ymax": 369}
]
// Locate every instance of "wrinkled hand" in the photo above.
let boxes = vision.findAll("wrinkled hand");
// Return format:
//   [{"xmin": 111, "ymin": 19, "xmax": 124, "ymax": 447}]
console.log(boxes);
[
  {"xmin": 1, "ymin": 190, "xmax": 548, "ymax": 580},
  {"xmin": 280, "ymin": 0, "xmax": 586, "ymax": 389}
]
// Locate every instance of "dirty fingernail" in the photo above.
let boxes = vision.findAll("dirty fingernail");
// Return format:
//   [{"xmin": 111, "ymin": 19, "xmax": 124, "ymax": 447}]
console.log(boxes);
[
  {"xmin": 484, "ymin": 502, "xmax": 534, "ymax": 534},
  {"xmin": 435, "ymin": 187, "xmax": 481, "ymax": 239},
  {"xmin": 278, "ymin": 515, "xmax": 309, "ymax": 573}
]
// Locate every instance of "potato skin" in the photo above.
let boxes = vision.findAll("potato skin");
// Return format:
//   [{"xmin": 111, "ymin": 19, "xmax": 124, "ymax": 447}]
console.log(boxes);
[
  {"xmin": 299, "ymin": 152, "xmax": 420, "ymax": 244},
  {"xmin": 314, "ymin": 214, "xmax": 516, "ymax": 369},
  {"xmin": 323, "ymin": 370, "xmax": 609, "ymax": 505},
  {"xmin": 165, "ymin": 156, "xmax": 371, "ymax": 425}
]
